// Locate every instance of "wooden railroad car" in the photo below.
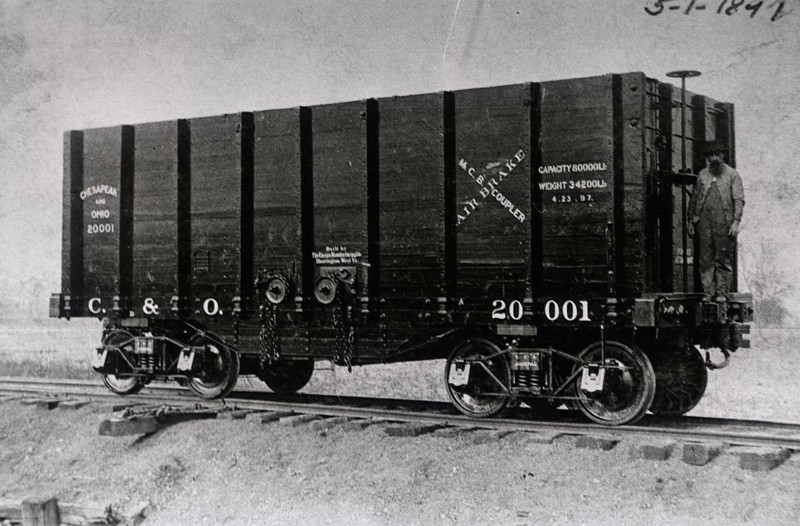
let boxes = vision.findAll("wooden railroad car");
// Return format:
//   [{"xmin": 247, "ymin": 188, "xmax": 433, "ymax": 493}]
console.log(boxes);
[{"xmin": 51, "ymin": 72, "xmax": 753, "ymax": 425}]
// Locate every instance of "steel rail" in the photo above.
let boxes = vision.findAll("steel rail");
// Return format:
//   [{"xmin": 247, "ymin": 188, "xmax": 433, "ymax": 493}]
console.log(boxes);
[{"xmin": 2, "ymin": 376, "xmax": 800, "ymax": 450}]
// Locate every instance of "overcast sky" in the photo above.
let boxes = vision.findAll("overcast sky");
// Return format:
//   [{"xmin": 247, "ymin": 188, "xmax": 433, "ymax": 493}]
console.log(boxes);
[{"xmin": 1, "ymin": 0, "xmax": 798, "ymax": 320}]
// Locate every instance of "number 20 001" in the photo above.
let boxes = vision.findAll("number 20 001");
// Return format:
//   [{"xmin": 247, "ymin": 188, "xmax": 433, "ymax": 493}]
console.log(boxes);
[{"xmin": 492, "ymin": 299, "xmax": 591, "ymax": 322}]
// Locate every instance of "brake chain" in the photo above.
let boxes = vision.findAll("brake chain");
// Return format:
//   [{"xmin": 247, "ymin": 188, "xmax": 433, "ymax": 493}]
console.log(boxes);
[
  {"xmin": 332, "ymin": 280, "xmax": 354, "ymax": 372},
  {"xmin": 256, "ymin": 273, "xmax": 280, "ymax": 367},
  {"xmin": 258, "ymin": 301, "xmax": 279, "ymax": 367},
  {"xmin": 346, "ymin": 312, "xmax": 355, "ymax": 373}
]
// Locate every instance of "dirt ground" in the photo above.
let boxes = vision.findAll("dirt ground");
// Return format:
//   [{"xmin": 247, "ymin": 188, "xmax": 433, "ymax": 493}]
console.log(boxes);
[
  {"xmin": 1, "ymin": 398, "xmax": 800, "ymax": 526},
  {"xmin": 2, "ymin": 326, "xmax": 800, "ymax": 525}
]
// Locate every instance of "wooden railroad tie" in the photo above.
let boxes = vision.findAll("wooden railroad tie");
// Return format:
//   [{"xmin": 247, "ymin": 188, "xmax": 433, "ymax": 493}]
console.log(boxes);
[
  {"xmin": 0, "ymin": 496, "xmax": 148, "ymax": 526},
  {"xmin": 98, "ymin": 404, "xmax": 217, "ymax": 437}
]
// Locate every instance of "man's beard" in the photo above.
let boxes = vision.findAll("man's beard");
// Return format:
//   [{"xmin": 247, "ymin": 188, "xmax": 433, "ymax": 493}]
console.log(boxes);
[{"xmin": 709, "ymin": 159, "xmax": 723, "ymax": 176}]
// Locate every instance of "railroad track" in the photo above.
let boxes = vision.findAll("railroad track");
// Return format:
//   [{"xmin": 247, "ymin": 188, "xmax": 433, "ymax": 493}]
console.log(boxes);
[{"xmin": 2, "ymin": 376, "xmax": 800, "ymax": 450}]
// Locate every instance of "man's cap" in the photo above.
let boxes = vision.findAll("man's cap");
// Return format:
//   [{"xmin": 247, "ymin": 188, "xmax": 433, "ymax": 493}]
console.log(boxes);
[{"xmin": 705, "ymin": 141, "xmax": 728, "ymax": 155}]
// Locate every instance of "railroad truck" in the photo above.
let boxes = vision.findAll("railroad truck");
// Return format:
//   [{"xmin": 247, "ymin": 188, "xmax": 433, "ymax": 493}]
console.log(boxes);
[{"xmin": 51, "ymin": 72, "xmax": 752, "ymax": 425}]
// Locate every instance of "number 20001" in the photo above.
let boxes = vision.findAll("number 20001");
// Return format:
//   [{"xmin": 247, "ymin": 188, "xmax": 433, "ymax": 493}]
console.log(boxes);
[
  {"xmin": 492, "ymin": 299, "xmax": 591, "ymax": 322},
  {"xmin": 87, "ymin": 223, "xmax": 114, "ymax": 234}
]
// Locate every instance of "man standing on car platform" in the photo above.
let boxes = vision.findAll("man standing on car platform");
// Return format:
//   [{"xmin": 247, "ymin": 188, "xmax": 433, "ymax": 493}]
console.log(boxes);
[{"xmin": 688, "ymin": 141, "xmax": 745, "ymax": 302}]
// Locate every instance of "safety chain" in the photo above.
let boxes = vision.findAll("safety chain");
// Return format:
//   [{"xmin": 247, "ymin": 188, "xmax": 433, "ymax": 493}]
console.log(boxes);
[{"xmin": 332, "ymin": 282, "xmax": 354, "ymax": 372}]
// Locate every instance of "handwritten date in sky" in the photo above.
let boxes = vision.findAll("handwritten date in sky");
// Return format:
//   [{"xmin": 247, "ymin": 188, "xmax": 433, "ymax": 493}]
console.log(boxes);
[{"xmin": 645, "ymin": 0, "xmax": 789, "ymax": 21}]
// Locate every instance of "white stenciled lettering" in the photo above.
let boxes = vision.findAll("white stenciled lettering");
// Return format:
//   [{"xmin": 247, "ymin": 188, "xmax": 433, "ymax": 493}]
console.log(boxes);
[
  {"xmin": 544, "ymin": 299, "xmax": 592, "ymax": 322},
  {"xmin": 456, "ymin": 198, "xmax": 480, "ymax": 226},
  {"xmin": 491, "ymin": 299, "xmax": 524, "ymax": 321},
  {"xmin": 88, "ymin": 297, "xmax": 102, "ymax": 314},
  {"xmin": 80, "ymin": 184, "xmax": 118, "ymax": 201},
  {"xmin": 142, "ymin": 298, "xmax": 160, "ymax": 316},
  {"xmin": 313, "ymin": 246, "xmax": 363, "ymax": 265},
  {"xmin": 87, "ymin": 223, "xmax": 115, "ymax": 234},
  {"xmin": 572, "ymin": 162, "xmax": 608, "ymax": 173},
  {"xmin": 539, "ymin": 161, "xmax": 607, "ymax": 175},
  {"xmin": 457, "ymin": 149, "xmax": 528, "ymax": 225},
  {"xmin": 203, "ymin": 298, "xmax": 220, "ymax": 316},
  {"xmin": 538, "ymin": 164, "xmax": 570, "ymax": 175},
  {"xmin": 538, "ymin": 181, "xmax": 568, "ymax": 190}
]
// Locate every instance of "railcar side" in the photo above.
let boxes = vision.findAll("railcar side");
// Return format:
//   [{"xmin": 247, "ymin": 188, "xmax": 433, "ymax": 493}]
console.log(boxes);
[{"xmin": 51, "ymin": 72, "xmax": 752, "ymax": 425}]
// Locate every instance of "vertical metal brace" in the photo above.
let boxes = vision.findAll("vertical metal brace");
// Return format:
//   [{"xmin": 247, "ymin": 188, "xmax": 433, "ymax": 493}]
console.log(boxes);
[
  {"xmin": 64, "ymin": 295, "xmax": 72, "ymax": 319},
  {"xmin": 437, "ymin": 296, "xmax": 447, "ymax": 316},
  {"xmin": 606, "ymin": 221, "xmax": 615, "ymax": 296},
  {"xmin": 600, "ymin": 323, "xmax": 606, "ymax": 364},
  {"xmin": 232, "ymin": 296, "xmax": 242, "ymax": 344},
  {"xmin": 232, "ymin": 296, "xmax": 242, "ymax": 315},
  {"xmin": 666, "ymin": 70, "xmax": 702, "ymax": 293},
  {"xmin": 380, "ymin": 298, "xmax": 388, "ymax": 352}
]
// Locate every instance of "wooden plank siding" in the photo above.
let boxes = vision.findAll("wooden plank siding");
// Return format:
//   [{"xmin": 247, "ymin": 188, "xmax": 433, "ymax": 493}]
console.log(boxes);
[
  {"xmin": 615, "ymin": 72, "xmax": 648, "ymax": 296},
  {"xmin": 61, "ymin": 131, "xmax": 84, "ymax": 316},
  {"xmin": 187, "ymin": 114, "xmax": 246, "ymax": 315},
  {"xmin": 252, "ymin": 108, "xmax": 303, "ymax": 297},
  {"xmin": 56, "ymin": 73, "xmax": 739, "ymax": 357},
  {"xmin": 310, "ymin": 101, "xmax": 369, "ymax": 299},
  {"xmin": 377, "ymin": 93, "xmax": 446, "ymax": 311},
  {"xmin": 131, "ymin": 121, "xmax": 179, "ymax": 316},
  {"xmin": 453, "ymin": 84, "xmax": 532, "ymax": 308},
  {"xmin": 81, "ymin": 126, "xmax": 125, "ymax": 314},
  {"xmin": 538, "ymin": 75, "xmax": 615, "ymax": 297}
]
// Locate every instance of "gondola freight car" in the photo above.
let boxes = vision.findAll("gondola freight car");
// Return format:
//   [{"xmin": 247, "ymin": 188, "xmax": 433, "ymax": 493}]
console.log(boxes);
[{"xmin": 51, "ymin": 72, "xmax": 753, "ymax": 425}]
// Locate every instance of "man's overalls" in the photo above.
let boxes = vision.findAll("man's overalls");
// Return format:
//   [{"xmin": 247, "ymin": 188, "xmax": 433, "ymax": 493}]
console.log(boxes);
[{"xmin": 696, "ymin": 177, "xmax": 733, "ymax": 297}]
